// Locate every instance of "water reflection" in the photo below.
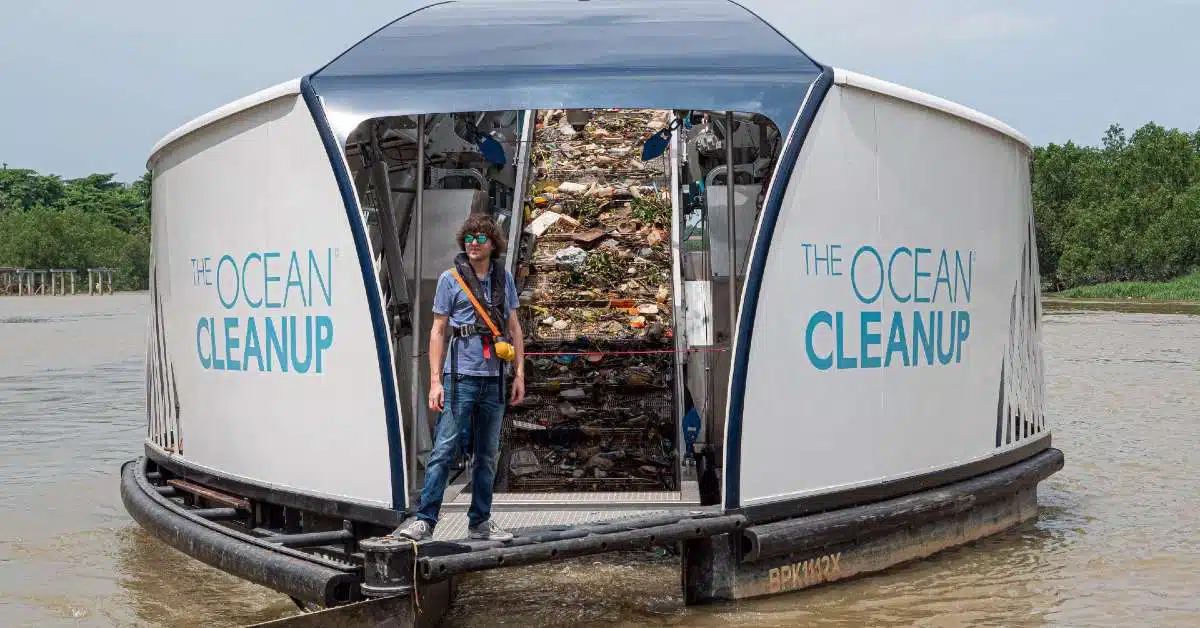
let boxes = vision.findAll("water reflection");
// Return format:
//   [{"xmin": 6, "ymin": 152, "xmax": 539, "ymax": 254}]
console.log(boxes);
[
  {"xmin": 113, "ymin": 527, "xmax": 298, "ymax": 628},
  {"xmin": 0, "ymin": 294, "xmax": 1197, "ymax": 627}
]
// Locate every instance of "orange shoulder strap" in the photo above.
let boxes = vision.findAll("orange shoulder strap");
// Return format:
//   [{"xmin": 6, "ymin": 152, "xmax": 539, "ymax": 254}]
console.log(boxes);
[{"xmin": 450, "ymin": 268, "xmax": 502, "ymax": 337}]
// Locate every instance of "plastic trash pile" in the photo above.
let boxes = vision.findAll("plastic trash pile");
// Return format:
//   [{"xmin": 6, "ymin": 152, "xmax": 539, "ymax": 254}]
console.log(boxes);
[{"xmin": 501, "ymin": 109, "xmax": 679, "ymax": 493}]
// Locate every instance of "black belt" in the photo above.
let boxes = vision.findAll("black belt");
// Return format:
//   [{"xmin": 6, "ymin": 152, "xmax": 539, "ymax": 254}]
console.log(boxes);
[{"xmin": 450, "ymin": 324, "xmax": 492, "ymax": 339}]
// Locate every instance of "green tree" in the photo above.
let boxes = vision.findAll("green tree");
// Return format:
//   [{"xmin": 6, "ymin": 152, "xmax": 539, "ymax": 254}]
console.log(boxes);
[
  {"xmin": 1031, "ymin": 121, "xmax": 1200, "ymax": 289},
  {"xmin": 0, "ymin": 168, "xmax": 65, "ymax": 213},
  {"xmin": 0, "ymin": 166, "xmax": 151, "ymax": 290}
]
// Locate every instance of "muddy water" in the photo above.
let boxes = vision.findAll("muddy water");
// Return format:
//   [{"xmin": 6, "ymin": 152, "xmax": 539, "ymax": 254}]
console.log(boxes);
[{"xmin": 0, "ymin": 294, "xmax": 1196, "ymax": 627}]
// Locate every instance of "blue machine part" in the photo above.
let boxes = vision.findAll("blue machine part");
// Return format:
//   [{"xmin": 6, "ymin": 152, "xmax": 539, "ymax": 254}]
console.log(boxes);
[
  {"xmin": 641, "ymin": 128, "xmax": 671, "ymax": 161},
  {"xmin": 478, "ymin": 134, "xmax": 507, "ymax": 165},
  {"xmin": 683, "ymin": 407, "xmax": 701, "ymax": 455}
]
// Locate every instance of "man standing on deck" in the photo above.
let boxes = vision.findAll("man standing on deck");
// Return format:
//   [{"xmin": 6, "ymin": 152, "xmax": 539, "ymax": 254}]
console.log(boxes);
[{"xmin": 396, "ymin": 214, "xmax": 525, "ymax": 542}]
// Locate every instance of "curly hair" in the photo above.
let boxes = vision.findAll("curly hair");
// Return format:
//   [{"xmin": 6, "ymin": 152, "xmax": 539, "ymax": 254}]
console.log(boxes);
[{"xmin": 456, "ymin": 213, "xmax": 507, "ymax": 259}]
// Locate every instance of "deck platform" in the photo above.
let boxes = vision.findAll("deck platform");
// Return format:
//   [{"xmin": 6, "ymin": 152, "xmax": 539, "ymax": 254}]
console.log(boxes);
[{"xmin": 430, "ymin": 469, "xmax": 705, "ymax": 540}]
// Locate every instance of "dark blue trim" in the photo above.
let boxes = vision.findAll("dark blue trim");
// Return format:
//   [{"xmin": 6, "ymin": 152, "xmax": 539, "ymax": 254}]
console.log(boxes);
[
  {"xmin": 300, "ymin": 75, "xmax": 407, "ymax": 511},
  {"xmin": 724, "ymin": 66, "xmax": 835, "ymax": 511}
]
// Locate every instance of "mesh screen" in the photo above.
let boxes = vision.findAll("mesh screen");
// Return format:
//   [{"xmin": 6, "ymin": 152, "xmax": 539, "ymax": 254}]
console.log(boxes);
[{"xmin": 500, "ymin": 108, "xmax": 679, "ymax": 493}]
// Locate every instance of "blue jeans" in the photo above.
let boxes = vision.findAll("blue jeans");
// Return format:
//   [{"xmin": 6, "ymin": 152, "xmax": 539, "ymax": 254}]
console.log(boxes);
[{"xmin": 416, "ymin": 374, "xmax": 506, "ymax": 528}]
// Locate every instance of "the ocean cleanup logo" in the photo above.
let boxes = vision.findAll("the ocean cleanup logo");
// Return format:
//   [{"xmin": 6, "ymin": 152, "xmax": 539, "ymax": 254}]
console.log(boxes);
[
  {"xmin": 802, "ymin": 244, "xmax": 974, "ymax": 371},
  {"xmin": 191, "ymin": 249, "xmax": 335, "ymax": 374}
]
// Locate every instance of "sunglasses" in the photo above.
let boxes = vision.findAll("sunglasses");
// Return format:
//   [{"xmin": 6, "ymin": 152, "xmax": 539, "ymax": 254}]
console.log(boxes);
[{"xmin": 463, "ymin": 233, "xmax": 490, "ymax": 245}]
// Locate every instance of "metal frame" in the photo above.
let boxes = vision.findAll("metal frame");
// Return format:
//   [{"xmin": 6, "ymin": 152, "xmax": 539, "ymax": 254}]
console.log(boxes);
[
  {"xmin": 409, "ymin": 114, "xmax": 426, "ymax": 489},
  {"xmin": 505, "ymin": 109, "xmax": 535, "ymax": 277},
  {"xmin": 724, "ymin": 111, "xmax": 738, "ymax": 330},
  {"xmin": 144, "ymin": 442, "xmax": 405, "ymax": 526},
  {"xmin": 120, "ymin": 457, "xmax": 360, "ymax": 607},
  {"xmin": 668, "ymin": 112, "xmax": 689, "ymax": 477}
]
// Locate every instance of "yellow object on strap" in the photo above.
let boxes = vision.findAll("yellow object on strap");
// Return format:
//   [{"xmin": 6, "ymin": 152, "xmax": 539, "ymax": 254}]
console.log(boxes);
[{"xmin": 493, "ymin": 341, "xmax": 515, "ymax": 361}]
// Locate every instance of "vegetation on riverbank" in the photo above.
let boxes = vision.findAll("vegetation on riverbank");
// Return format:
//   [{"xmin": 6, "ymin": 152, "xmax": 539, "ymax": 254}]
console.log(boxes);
[
  {"xmin": 1048, "ymin": 270, "xmax": 1200, "ymax": 302},
  {"xmin": 1033, "ymin": 122, "xmax": 1200, "ymax": 293},
  {"xmin": 0, "ymin": 169, "xmax": 150, "ymax": 291}
]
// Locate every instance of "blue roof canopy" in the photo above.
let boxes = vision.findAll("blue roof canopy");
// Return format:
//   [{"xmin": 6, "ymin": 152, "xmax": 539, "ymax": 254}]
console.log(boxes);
[{"xmin": 308, "ymin": 0, "xmax": 824, "ymax": 139}]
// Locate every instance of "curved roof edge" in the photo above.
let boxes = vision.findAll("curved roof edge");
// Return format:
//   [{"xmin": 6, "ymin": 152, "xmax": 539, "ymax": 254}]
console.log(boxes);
[
  {"xmin": 145, "ymin": 66, "xmax": 1032, "ymax": 168},
  {"xmin": 833, "ymin": 68, "xmax": 1031, "ymax": 150},
  {"xmin": 147, "ymin": 78, "xmax": 302, "ymax": 167}
]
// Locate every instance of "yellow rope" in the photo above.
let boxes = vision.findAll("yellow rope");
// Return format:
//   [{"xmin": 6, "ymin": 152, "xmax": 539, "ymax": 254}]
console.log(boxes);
[{"xmin": 406, "ymin": 537, "xmax": 422, "ymax": 616}]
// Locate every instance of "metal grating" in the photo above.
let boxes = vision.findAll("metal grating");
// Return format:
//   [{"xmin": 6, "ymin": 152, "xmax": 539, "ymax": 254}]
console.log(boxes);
[
  {"xmin": 430, "ymin": 508, "xmax": 678, "ymax": 542},
  {"xmin": 454, "ymin": 488, "xmax": 682, "ymax": 506}
]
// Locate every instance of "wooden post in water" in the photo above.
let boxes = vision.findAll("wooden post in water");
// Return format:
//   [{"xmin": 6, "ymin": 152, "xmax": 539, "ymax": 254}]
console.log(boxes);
[
  {"xmin": 0, "ymin": 267, "xmax": 15, "ymax": 295},
  {"xmin": 87, "ymin": 268, "xmax": 117, "ymax": 295},
  {"xmin": 46, "ymin": 269, "xmax": 75, "ymax": 296}
]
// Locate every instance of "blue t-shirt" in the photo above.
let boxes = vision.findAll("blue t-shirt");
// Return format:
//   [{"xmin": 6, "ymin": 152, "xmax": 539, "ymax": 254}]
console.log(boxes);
[{"xmin": 432, "ymin": 264, "xmax": 519, "ymax": 377}]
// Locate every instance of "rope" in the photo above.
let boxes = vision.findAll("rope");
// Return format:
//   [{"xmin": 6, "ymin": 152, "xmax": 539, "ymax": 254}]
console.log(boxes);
[{"xmin": 406, "ymin": 537, "xmax": 422, "ymax": 616}]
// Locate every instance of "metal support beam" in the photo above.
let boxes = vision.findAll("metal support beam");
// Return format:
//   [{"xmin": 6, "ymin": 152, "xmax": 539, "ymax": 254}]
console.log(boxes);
[
  {"xmin": 724, "ymin": 111, "xmax": 738, "ymax": 333},
  {"xmin": 668, "ymin": 111, "xmax": 688, "ymax": 477},
  {"xmin": 120, "ymin": 458, "xmax": 357, "ymax": 607},
  {"xmin": 369, "ymin": 125, "xmax": 411, "ymax": 317},
  {"xmin": 505, "ymin": 109, "xmax": 535, "ymax": 277},
  {"xmin": 167, "ymin": 478, "xmax": 251, "ymax": 509},
  {"xmin": 262, "ymin": 530, "xmax": 355, "ymax": 549},
  {"xmin": 191, "ymin": 507, "xmax": 241, "ymax": 520},
  {"xmin": 409, "ymin": 114, "xmax": 426, "ymax": 488},
  {"xmin": 420, "ymin": 514, "xmax": 747, "ymax": 580}
]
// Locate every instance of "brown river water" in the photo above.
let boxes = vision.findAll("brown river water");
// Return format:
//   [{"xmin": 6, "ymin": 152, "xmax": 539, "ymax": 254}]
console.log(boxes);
[{"xmin": 0, "ymin": 294, "xmax": 1196, "ymax": 627}]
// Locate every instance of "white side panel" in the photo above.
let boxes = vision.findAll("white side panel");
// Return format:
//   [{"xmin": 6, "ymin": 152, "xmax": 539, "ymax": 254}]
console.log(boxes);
[
  {"xmin": 149, "ymin": 94, "xmax": 397, "ymax": 506},
  {"xmin": 148, "ymin": 78, "xmax": 303, "ymax": 167},
  {"xmin": 738, "ymin": 83, "xmax": 1045, "ymax": 507}
]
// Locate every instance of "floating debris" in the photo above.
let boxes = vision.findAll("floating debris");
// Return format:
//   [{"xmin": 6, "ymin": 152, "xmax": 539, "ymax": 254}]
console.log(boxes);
[{"xmin": 503, "ymin": 108, "xmax": 679, "ymax": 493}]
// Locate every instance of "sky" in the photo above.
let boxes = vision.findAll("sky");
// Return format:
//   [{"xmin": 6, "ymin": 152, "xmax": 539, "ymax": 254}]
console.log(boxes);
[{"xmin": 2, "ymin": 0, "xmax": 1198, "ymax": 183}]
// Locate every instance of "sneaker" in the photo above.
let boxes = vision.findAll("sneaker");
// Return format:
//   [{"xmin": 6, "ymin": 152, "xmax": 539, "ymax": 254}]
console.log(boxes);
[
  {"xmin": 394, "ymin": 518, "xmax": 432, "ymax": 542},
  {"xmin": 468, "ymin": 519, "xmax": 514, "ymax": 542}
]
